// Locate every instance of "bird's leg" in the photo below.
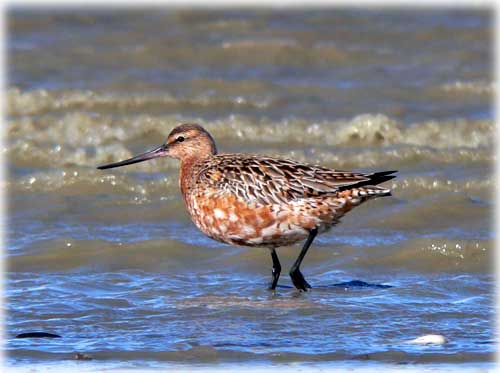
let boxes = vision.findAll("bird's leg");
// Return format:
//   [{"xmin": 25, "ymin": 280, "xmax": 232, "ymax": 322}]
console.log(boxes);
[
  {"xmin": 290, "ymin": 227, "xmax": 318, "ymax": 291},
  {"xmin": 269, "ymin": 248, "xmax": 281, "ymax": 290}
]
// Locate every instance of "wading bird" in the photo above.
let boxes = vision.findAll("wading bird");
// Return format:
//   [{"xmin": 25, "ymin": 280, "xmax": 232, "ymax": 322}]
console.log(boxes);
[{"xmin": 98, "ymin": 124, "xmax": 396, "ymax": 291}]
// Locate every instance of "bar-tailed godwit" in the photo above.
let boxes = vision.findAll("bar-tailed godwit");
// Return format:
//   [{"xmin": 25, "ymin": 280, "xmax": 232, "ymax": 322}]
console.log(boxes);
[{"xmin": 98, "ymin": 123, "xmax": 396, "ymax": 291}]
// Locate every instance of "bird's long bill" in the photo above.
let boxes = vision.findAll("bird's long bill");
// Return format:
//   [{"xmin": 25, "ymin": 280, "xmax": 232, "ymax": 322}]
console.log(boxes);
[{"xmin": 97, "ymin": 144, "xmax": 168, "ymax": 170}]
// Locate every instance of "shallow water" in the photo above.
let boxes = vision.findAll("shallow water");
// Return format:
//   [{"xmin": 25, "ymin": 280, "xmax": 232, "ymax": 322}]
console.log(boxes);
[{"xmin": 5, "ymin": 8, "xmax": 495, "ymax": 369}]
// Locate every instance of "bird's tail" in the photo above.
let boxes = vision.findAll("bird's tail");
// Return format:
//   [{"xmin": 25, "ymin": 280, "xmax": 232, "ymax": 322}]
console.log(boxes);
[
  {"xmin": 358, "ymin": 170, "xmax": 396, "ymax": 199},
  {"xmin": 356, "ymin": 185, "xmax": 392, "ymax": 198},
  {"xmin": 336, "ymin": 170, "xmax": 396, "ymax": 205},
  {"xmin": 337, "ymin": 170, "xmax": 396, "ymax": 195}
]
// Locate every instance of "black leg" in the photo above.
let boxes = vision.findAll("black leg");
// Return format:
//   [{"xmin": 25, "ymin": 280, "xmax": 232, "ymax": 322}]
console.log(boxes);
[
  {"xmin": 290, "ymin": 228, "xmax": 318, "ymax": 291},
  {"xmin": 269, "ymin": 248, "xmax": 281, "ymax": 290}
]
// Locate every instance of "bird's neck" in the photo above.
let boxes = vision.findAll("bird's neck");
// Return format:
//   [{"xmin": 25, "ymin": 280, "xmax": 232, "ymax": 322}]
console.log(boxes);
[{"xmin": 179, "ymin": 155, "xmax": 206, "ymax": 197}]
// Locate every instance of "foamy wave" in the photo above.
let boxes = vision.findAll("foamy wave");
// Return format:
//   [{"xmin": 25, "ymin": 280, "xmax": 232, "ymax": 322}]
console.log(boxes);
[
  {"xmin": 7, "ymin": 88, "xmax": 494, "ymax": 185},
  {"xmin": 440, "ymin": 80, "xmax": 494, "ymax": 95},
  {"xmin": 6, "ymin": 134, "xmax": 493, "ymax": 174},
  {"xmin": 391, "ymin": 175, "xmax": 492, "ymax": 195},
  {"xmin": 221, "ymin": 38, "xmax": 297, "ymax": 49},
  {"xmin": 302, "ymin": 114, "xmax": 494, "ymax": 148},
  {"xmin": 6, "ymin": 87, "xmax": 270, "ymax": 117},
  {"xmin": 7, "ymin": 89, "xmax": 494, "ymax": 150},
  {"xmin": 6, "ymin": 111, "xmax": 494, "ymax": 176},
  {"xmin": 10, "ymin": 168, "xmax": 177, "ymax": 198}
]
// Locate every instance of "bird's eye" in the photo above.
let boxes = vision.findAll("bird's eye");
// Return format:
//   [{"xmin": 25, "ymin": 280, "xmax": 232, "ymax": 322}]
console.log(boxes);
[{"xmin": 176, "ymin": 136, "xmax": 185, "ymax": 143}]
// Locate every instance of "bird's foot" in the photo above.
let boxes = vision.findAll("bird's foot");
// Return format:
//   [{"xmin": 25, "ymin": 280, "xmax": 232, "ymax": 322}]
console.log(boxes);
[{"xmin": 290, "ymin": 269, "xmax": 312, "ymax": 292}]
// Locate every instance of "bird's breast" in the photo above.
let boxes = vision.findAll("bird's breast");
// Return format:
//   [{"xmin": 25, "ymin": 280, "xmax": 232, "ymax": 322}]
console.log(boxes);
[{"xmin": 183, "ymin": 191, "xmax": 346, "ymax": 247}]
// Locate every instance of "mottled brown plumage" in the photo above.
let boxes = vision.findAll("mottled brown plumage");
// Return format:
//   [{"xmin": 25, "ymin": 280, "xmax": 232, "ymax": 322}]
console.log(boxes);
[{"xmin": 98, "ymin": 123, "xmax": 396, "ymax": 291}]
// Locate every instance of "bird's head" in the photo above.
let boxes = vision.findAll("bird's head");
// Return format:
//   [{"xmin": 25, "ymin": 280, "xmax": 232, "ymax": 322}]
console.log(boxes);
[{"xmin": 97, "ymin": 123, "xmax": 217, "ymax": 170}]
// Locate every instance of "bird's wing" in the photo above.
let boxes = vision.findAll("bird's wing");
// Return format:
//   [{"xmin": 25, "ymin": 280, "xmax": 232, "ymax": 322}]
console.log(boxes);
[{"xmin": 194, "ymin": 154, "xmax": 395, "ymax": 206}]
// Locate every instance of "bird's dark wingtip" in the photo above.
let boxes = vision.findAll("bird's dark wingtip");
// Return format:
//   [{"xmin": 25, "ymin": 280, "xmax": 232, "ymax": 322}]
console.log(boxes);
[
  {"xmin": 376, "ymin": 170, "xmax": 398, "ymax": 176},
  {"xmin": 337, "ymin": 170, "xmax": 397, "ymax": 191},
  {"xmin": 370, "ymin": 170, "xmax": 397, "ymax": 185}
]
